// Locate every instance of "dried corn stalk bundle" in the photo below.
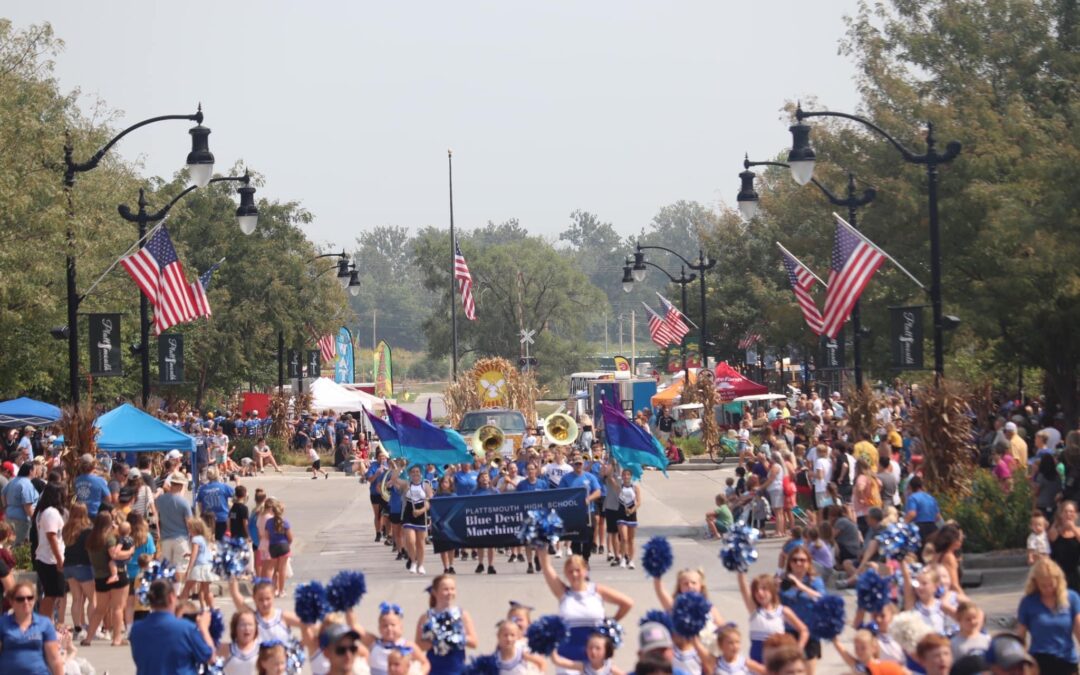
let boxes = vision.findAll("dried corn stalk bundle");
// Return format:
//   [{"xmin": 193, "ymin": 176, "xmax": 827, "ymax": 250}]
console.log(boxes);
[
  {"xmin": 844, "ymin": 384, "xmax": 877, "ymax": 440},
  {"xmin": 912, "ymin": 379, "xmax": 974, "ymax": 497},
  {"xmin": 691, "ymin": 369, "xmax": 719, "ymax": 454},
  {"xmin": 444, "ymin": 357, "xmax": 543, "ymax": 427},
  {"xmin": 296, "ymin": 392, "xmax": 313, "ymax": 417},
  {"xmin": 268, "ymin": 391, "xmax": 291, "ymax": 440},
  {"xmin": 60, "ymin": 403, "xmax": 98, "ymax": 505}
]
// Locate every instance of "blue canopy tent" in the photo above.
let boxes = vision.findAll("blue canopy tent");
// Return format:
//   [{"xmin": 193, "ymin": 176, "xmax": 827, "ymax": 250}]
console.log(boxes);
[
  {"xmin": 0, "ymin": 397, "xmax": 62, "ymax": 427},
  {"xmin": 95, "ymin": 404, "xmax": 198, "ymax": 499}
]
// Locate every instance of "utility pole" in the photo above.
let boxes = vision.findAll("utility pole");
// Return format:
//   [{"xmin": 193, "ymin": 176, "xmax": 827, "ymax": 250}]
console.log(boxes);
[
  {"xmin": 630, "ymin": 309, "xmax": 636, "ymax": 372},
  {"xmin": 618, "ymin": 315, "xmax": 624, "ymax": 353},
  {"xmin": 604, "ymin": 311, "xmax": 609, "ymax": 356},
  {"xmin": 372, "ymin": 308, "xmax": 377, "ymax": 380}
]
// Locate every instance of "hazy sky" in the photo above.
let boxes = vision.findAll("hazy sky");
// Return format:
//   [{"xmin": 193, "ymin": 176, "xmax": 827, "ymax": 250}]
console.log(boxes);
[{"xmin": 8, "ymin": 1, "xmax": 862, "ymax": 251}]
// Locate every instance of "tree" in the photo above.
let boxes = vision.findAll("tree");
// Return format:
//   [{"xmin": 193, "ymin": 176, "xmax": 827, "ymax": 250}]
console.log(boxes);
[{"xmin": 348, "ymin": 226, "xmax": 433, "ymax": 352}]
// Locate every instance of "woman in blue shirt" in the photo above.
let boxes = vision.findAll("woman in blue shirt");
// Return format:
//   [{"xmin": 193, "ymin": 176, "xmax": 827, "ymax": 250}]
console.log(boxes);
[
  {"xmin": 0, "ymin": 580, "xmax": 63, "ymax": 675},
  {"xmin": 779, "ymin": 545, "xmax": 826, "ymax": 674},
  {"xmin": 1017, "ymin": 557, "xmax": 1080, "ymax": 675}
]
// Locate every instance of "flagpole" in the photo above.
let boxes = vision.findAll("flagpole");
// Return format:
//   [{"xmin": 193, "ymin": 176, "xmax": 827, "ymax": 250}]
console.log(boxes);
[
  {"xmin": 832, "ymin": 213, "xmax": 926, "ymax": 290},
  {"xmin": 775, "ymin": 242, "xmax": 828, "ymax": 287},
  {"xmin": 631, "ymin": 309, "xmax": 636, "ymax": 373},
  {"xmin": 449, "ymin": 149, "xmax": 459, "ymax": 380}
]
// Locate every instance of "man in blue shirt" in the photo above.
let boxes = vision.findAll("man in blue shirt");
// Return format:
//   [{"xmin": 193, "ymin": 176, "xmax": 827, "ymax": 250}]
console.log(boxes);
[
  {"xmin": 130, "ymin": 579, "xmax": 213, "ymax": 674},
  {"xmin": 73, "ymin": 454, "xmax": 110, "ymax": 517},
  {"xmin": 904, "ymin": 475, "xmax": 941, "ymax": 541},
  {"xmin": 1, "ymin": 464, "xmax": 39, "ymax": 545},
  {"xmin": 195, "ymin": 467, "xmax": 235, "ymax": 541},
  {"xmin": 453, "ymin": 462, "xmax": 478, "ymax": 496},
  {"xmin": 560, "ymin": 450, "xmax": 603, "ymax": 562}
]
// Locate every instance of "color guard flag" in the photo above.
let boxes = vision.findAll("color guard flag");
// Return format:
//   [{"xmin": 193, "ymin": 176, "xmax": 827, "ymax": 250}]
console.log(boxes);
[
  {"xmin": 601, "ymin": 400, "xmax": 668, "ymax": 479},
  {"xmin": 822, "ymin": 214, "xmax": 886, "ymax": 339}
]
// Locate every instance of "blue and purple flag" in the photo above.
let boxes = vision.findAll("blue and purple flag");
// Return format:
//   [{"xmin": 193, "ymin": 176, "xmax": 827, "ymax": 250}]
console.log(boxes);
[
  {"xmin": 387, "ymin": 403, "xmax": 472, "ymax": 469},
  {"xmin": 363, "ymin": 407, "xmax": 401, "ymax": 458},
  {"xmin": 600, "ymin": 401, "xmax": 668, "ymax": 479}
]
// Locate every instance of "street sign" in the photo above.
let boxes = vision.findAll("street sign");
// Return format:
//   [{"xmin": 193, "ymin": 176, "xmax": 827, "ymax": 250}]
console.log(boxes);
[{"xmin": 519, "ymin": 329, "xmax": 535, "ymax": 345}]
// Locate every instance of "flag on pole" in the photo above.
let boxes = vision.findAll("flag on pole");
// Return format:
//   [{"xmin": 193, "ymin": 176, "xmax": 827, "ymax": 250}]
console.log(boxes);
[
  {"xmin": 779, "ymin": 247, "xmax": 825, "ymax": 335},
  {"xmin": 189, "ymin": 261, "xmax": 221, "ymax": 320},
  {"xmin": 822, "ymin": 214, "xmax": 886, "ymax": 339},
  {"xmin": 119, "ymin": 226, "xmax": 197, "ymax": 335},
  {"xmin": 387, "ymin": 402, "xmax": 473, "ymax": 468},
  {"xmin": 363, "ymin": 407, "xmax": 401, "ymax": 458},
  {"xmin": 656, "ymin": 293, "xmax": 692, "ymax": 342},
  {"xmin": 738, "ymin": 331, "xmax": 763, "ymax": 350},
  {"xmin": 642, "ymin": 302, "xmax": 677, "ymax": 347},
  {"xmin": 600, "ymin": 400, "xmax": 668, "ymax": 479},
  {"xmin": 454, "ymin": 242, "xmax": 476, "ymax": 321},
  {"xmin": 305, "ymin": 326, "xmax": 336, "ymax": 364}
]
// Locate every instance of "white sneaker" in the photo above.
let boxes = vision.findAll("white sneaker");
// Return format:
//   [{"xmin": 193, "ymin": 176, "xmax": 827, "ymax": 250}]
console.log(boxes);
[
  {"xmin": 409, "ymin": 563, "xmax": 417, "ymax": 574},
  {"xmin": 628, "ymin": 560, "xmax": 636, "ymax": 570},
  {"xmin": 554, "ymin": 550, "xmax": 563, "ymax": 559},
  {"xmin": 619, "ymin": 558, "xmax": 627, "ymax": 568},
  {"xmin": 417, "ymin": 565, "xmax": 426, "ymax": 575}
]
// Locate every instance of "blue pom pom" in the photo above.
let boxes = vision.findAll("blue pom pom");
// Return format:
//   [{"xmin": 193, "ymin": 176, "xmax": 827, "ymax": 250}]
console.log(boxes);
[
  {"xmin": 201, "ymin": 656, "xmax": 225, "ymax": 675},
  {"xmin": 326, "ymin": 570, "xmax": 367, "ymax": 612},
  {"xmin": 137, "ymin": 560, "xmax": 177, "ymax": 606},
  {"xmin": 639, "ymin": 609, "xmax": 674, "ymax": 634},
  {"xmin": 285, "ymin": 638, "xmax": 306, "ymax": 674},
  {"xmin": 855, "ymin": 569, "xmax": 893, "ymax": 614},
  {"xmin": 875, "ymin": 523, "xmax": 922, "ymax": 561},
  {"xmin": 294, "ymin": 581, "xmax": 330, "ymax": 625},
  {"xmin": 809, "ymin": 595, "xmax": 847, "ymax": 640},
  {"xmin": 641, "ymin": 537, "xmax": 674, "ymax": 578},
  {"xmin": 595, "ymin": 618, "xmax": 624, "ymax": 648},
  {"xmin": 208, "ymin": 608, "xmax": 225, "ymax": 645},
  {"xmin": 719, "ymin": 523, "xmax": 760, "ymax": 573},
  {"xmin": 671, "ymin": 592, "xmax": 712, "ymax": 638},
  {"xmin": 463, "ymin": 654, "xmax": 500, "ymax": 675},
  {"xmin": 526, "ymin": 615, "xmax": 569, "ymax": 656},
  {"xmin": 211, "ymin": 536, "xmax": 250, "ymax": 579},
  {"xmin": 421, "ymin": 607, "xmax": 465, "ymax": 657},
  {"xmin": 517, "ymin": 509, "xmax": 564, "ymax": 548}
]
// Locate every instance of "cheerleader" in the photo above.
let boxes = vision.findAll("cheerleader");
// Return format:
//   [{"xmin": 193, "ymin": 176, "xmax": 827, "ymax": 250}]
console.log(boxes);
[
  {"xmin": 360, "ymin": 602, "xmax": 429, "ymax": 675},
  {"xmin": 217, "ymin": 607, "xmax": 259, "ymax": 675},
  {"xmin": 652, "ymin": 568, "xmax": 727, "ymax": 671},
  {"xmin": 698, "ymin": 624, "xmax": 765, "ymax": 675},
  {"xmin": 615, "ymin": 469, "xmax": 640, "ymax": 569},
  {"xmin": 229, "ymin": 577, "xmax": 303, "ymax": 644},
  {"xmin": 831, "ymin": 629, "xmax": 911, "ymax": 675},
  {"xmin": 394, "ymin": 465, "xmax": 433, "ymax": 575},
  {"xmin": 506, "ymin": 601, "xmax": 533, "ymax": 633},
  {"xmin": 735, "ymin": 571, "xmax": 808, "ymax": 664},
  {"xmin": 415, "ymin": 575, "xmax": 478, "ymax": 675},
  {"xmin": 551, "ymin": 632, "xmax": 623, "ymax": 675},
  {"xmin": 901, "ymin": 563, "xmax": 950, "ymax": 636},
  {"xmin": 493, "ymin": 619, "xmax": 546, "ymax": 675},
  {"xmin": 537, "ymin": 549, "xmax": 633, "ymax": 674}
]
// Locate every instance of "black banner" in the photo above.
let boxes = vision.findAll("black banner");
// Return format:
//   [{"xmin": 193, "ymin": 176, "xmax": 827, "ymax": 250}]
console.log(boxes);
[
  {"xmin": 287, "ymin": 350, "xmax": 301, "ymax": 378},
  {"xmin": 307, "ymin": 350, "xmax": 321, "ymax": 378},
  {"xmin": 428, "ymin": 487, "xmax": 590, "ymax": 553},
  {"xmin": 88, "ymin": 313, "xmax": 122, "ymax": 377},
  {"xmin": 158, "ymin": 333, "xmax": 184, "ymax": 384},
  {"xmin": 890, "ymin": 305, "xmax": 925, "ymax": 370},
  {"xmin": 818, "ymin": 328, "xmax": 846, "ymax": 370}
]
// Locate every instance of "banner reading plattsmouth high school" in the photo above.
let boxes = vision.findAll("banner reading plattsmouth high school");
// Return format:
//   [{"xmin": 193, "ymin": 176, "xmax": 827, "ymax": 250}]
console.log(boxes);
[
  {"xmin": 428, "ymin": 487, "xmax": 589, "ymax": 553},
  {"xmin": 334, "ymin": 327, "xmax": 354, "ymax": 384},
  {"xmin": 373, "ymin": 340, "xmax": 393, "ymax": 398}
]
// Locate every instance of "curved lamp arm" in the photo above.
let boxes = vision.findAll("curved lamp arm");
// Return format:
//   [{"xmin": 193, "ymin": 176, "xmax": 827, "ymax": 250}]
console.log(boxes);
[
  {"xmin": 795, "ymin": 106, "xmax": 961, "ymax": 165},
  {"xmin": 636, "ymin": 243, "xmax": 694, "ymax": 268},
  {"xmin": 118, "ymin": 172, "xmax": 253, "ymax": 223},
  {"xmin": 744, "ymin": 157, "xmax": 876, "ymax": 208},
  {"xmin": 643, "ymin": 260, "xmax": 696, "ymax": 285}
]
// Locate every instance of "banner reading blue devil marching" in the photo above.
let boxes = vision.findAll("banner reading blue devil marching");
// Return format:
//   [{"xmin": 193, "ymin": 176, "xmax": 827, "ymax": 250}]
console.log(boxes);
[{"xmin": 334, "ymin": 327, "xmax": 354, "ymax": 384}]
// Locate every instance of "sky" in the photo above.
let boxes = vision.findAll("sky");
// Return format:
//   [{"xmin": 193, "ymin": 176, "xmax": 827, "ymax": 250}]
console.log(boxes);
[{"xmin": 7, "ymin": 1, "xmax": 863, "ymax": 251}]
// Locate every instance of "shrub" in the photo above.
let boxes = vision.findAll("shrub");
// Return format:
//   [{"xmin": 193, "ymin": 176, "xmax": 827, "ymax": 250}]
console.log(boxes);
[
  {"xmin": 940, "ymin": 469, "xmax": 1031, "ymax": 553},
  {"xmin": 675, "ymin": 436, "xmax": 705, "ymax": 457},
  {"xmin": 230, "ymin": 437, "xmax": 288, "ymax": 462}
]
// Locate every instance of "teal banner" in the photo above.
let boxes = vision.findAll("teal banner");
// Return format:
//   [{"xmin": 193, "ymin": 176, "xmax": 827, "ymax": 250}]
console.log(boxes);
[{"xmin": 334, "ymin": 327, "xmax": 354, "ymax": 383}]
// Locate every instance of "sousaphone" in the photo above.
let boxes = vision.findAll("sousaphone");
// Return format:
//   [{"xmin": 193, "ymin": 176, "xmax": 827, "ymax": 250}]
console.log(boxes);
[{"xmin": 544, "ymin": 413, "xmax": 579, "ymax": 446}]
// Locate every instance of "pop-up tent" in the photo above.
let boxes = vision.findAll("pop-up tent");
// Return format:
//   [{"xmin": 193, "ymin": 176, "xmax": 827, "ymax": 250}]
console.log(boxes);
[
  {"xmin": 650, "ymin": 370, "xmax": 698, "ymax": 407},
  {"xmin": 94, "ymin": 404, "xmax": 195, "ymax": 453},
  {"xmin": 713, "ymin": 362, "xmax": 768, "ymax": 401},
  {"xmin": 309, "ymin": 377, "xmax": 384, "ymax": 413},
  {"xmin": 0, "ymin": 397, "xmax": 62, "ymax": 427}
]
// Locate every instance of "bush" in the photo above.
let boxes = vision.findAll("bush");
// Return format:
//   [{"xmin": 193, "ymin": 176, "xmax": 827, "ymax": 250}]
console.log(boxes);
[
  {"xmin": 675, "ymin": 436, "xmax": 705, "ymax": 457},
  {"xmin": 231, "ymin": 437, "xmax": 288, "ymax": 462},
  {"xmin": 940, "ymin": 469, "xmax": 1031, "ymax": 553},
  {"xmin": 13, "ymin": 543, "xmax": 31, "ymax": 571}
]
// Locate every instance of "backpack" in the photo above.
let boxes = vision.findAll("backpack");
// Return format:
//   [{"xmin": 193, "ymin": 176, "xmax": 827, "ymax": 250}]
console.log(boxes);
[{"xmin": 866, "ymin": 474, "xmax": 883, "ymax": 507}]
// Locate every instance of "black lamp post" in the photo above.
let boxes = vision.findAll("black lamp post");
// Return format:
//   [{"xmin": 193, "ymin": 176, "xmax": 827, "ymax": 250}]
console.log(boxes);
[
  {"xmin": 62, "ymin": 106, "xmax": 211, "ymax": 405},
  {"xmin": 118, "ymin": 172, "xmax": 259, "ymax": 407},
  {"xmin": 787, "ymin": 105, "xmax": 961, "ymax": 381},
  {"xmin": 629, "ymin": 243, "xmax": 716, "ymax": 367},
  {"xmin": 622, "ymin": 258, "xmax": 696, "ymax": 382},
  {"xmin": 738, "ymin": 156, "xmax": 876, "ymax": 388},
  {"xmin": 284, "ymin": 253, "xmax": 359, "ymax": 394}
]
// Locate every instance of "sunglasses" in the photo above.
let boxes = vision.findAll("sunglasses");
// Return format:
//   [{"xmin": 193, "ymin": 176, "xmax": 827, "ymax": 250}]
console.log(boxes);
[
  {"xmin": 335, "ymin": 643, "xmax": 359, "ymax": 656},
  {"xmin": 12, "ymin": 595, "xmax": 35, "ymax": 603}
]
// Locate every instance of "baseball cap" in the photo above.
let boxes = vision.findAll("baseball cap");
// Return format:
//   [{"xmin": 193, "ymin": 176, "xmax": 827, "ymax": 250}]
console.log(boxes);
[
  {"xmin": 167, "ymin": 472, "xmax": 187, "ymax": 485},
  {"xmin": 638, "ymin": 621, "xmax": 673, "ymax": 652},
  {"xmin": 949, "ymin": 653, "xmax": 988, "ymax": 675},
  {"xmin": 319, "ymin": 622, "xmax": 361, "ymax": 649},
  {"xmin": 985, "ymin": 633, "xmax": 1034, "ymax": 670},
  {"xmin": 129, "ymin": 468, "xmax": 141, "ymax": 479},
  {"xmin": 1004, "ymin": 421, "xmax": 1018, "ymax": 432},
  {"xmin": 166, "ymin": 450, "xmax": 182, "ymax": 460},
  {"xmin": 0, "ymin": 461, "xmax": 14, "ymax": 474},
  {"xmin": 118, "ymin": 487, "xmax": 135, "ymax": 503}
]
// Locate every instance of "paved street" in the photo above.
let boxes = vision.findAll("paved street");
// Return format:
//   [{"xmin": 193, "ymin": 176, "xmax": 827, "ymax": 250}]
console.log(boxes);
[{"xmin": 82, "ymin": 464, "xmax": 1023, "ymax": 673}]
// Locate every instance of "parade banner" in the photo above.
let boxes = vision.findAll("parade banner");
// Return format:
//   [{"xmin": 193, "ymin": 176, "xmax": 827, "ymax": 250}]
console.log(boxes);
[
  {"xmin": 428, "ymin": 487, "xmax": 589, "ymax": 553},
  {"xmin": 287, "ymin": 350, "xmax": 301, "ymax": 379},
  {"xmin": 890, "ymin": 305, "xmax": 925, "ymax": 370},
  {"xmin": 88, "ymin": 313, "xmax": 122, "ymax": 377},
  {"xmin": 307, "ymin": 350, "xmax": 321, "ymax": 378},
  {"xmin": 334, "ymin": 327, "xmax": 354, "ymax": 384},
  {"xmin": 818, "ymin": 327, "xmax": 846, "ymax": 370},
  {"xmin": 373, "ymin": 340, "xmax": 393, "ymax": 398},
  {"xmin": 158, "ymin": 333, "xmax": 184, "ymax": 384}
]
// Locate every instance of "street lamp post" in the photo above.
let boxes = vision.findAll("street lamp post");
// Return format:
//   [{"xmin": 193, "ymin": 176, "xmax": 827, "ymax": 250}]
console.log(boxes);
[
  {"xmin": 786, "ymin": 105, "xmax": 961, "ymax": 381},
  {"xmin": 622, "ymin": 258, "xmax": 696, "ymax": 382},
  {"xmin": 62, "ymin": 106, "xmax": 211, "ymax": 405},
  {"xmin": 737, "ymin": 156, "xmax": 876, "ymax": 387},
  {"xmin": 630, "ymin": 243, "xmax": 716, "ymax": 367},
  {"xmin": 118, "ymin": 172, "xmax": 259, "ymax": 407},
  {"xmin": 288, "ymin": 253, "xmax": 359, "ymax": 396}
]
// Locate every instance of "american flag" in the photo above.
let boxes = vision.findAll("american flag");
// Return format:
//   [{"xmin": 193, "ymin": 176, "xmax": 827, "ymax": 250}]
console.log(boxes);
[
  {"xmin": 120, "ymin": 226, "xmax": 196, "ymax": 335},
  {"xmin": 822, "ymin": 214, "xmax": 885, "ymax": 339},
  {"xmin": 779, "ymin": 247, "xmax": 825, "ymax": 335},
  {"xmin": 738, "ymin": 331, "xmax": 763, "ymax": 350},
  {"xmin": 656, "ymin": 293, "xmax": 690, "ymax": 342},
  {"xmin": 454, "ymin": 242, "xmax": 476, "ymax": 321},
  {"xmin": 308, "ymin": 326, "xmax": 336, "ymax": 363},
  {"xmin": 189, "ymin": 261, "xmax": 221, "ymax": 320},
  {"xmin": 642, "ymin": 302, "xmax": 678, "ymax": 347}
]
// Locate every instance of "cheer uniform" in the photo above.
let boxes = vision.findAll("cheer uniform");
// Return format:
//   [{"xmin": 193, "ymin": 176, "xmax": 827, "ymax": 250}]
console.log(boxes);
[
  {"xmin": 403, "ymin": 483, "xmax": 428, "ymax": 531},
  {"xmin": 558, "ymin": 583, "xmax": 604, "ymax": 671},
  {"xmin": 583, "ymin": 660, "xmax": 613, "ymax": 675},
  {"xmin": 370, "ymin": 638, "xmax": 407, "ymax": 675},
  {"xmin": 748, "ymin": 606, "xmax": 785, "ymax": 664},
  {"xmin": 674, "ymin": 646, "xmax": 702, "ymax": 675},
  {"xmin": 255, "ymin": 609, "xmax": 292, "ymax": 643},
  {"xmin": 616, "ymin": 484, "xmax": 637, "ymax": 527},
  {"xmin": 714, "ymin": 655, "xmax": 750, "ymax": 675},
  {"xmin": 497, "ymin": 642, "xmax": 531, "ymax": 675},
  {"xmin": 423, "ymin": 607, "xmax": 466, "ymax": 675},
  {"xmin": 222, "ymin": 642, "xmax": 258, "ymax": 675}
]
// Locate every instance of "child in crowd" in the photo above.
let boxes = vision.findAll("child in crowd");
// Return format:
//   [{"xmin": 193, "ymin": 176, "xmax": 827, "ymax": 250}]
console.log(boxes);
[
  {"xmin": 734, "ymin": 466, "xmax": 747, "ymax": 496},
  {"xmin": 806, "ymin": 526, "xmax": 835, "ymax": 584},
  {"xmin": 493, "ymin": 618, "xmax": 546, "ymax": 674},
  {"xmin": 386, "ymin": 646, "xmax": 419, "ymax": 675},
  {"xmin": 107, "ymin": 521, "xmax": 135, "ymax": 584},
  {"xmin": 552, "ymin": 632, "xmax": 621, "ymax": 675},
  {"xmin": 902, "ymin": 562, "xmax": 952, "ymax": 636},
  {"xmin": 229, "ymin": 485, "xmax": 251, "ymax": 569},
  {"xmin": 725, "ymin": 477, "xmax": 737, "ymax": 501},
  {"xmin": 736, "ymin": 571, "xmax": 808, "ymax": 664},
  {"xmin": 131, "ymin": 554, "xmax": 153, "ymax": 624},
  {"xmin": 778, "ymin": 526, "xmax": 805, "ymax": 569},
  {"xmin": 748, "ymin": 485, "xmax": 771, "ymax": 534},
  {"xmin": 698, "ymin": 623, "xmax": 765, "ymax": 675},
  {"xmin": 181, "ymin": 517, "xmax": 218, "ymax": 608},
  {"xmin": 831, "ymin": 630, "xmax": 905, "ymax": 675},
  {"xmin": 707, "ymin": 493, "xmax": 734, "ymax": 539},
  {"xmin": 1027, "ymin": 512, "xmax": 1050, "ymax": 565},
  {"xmin": 949, "ymin": 601, "xmax": 989, "ymax": 659},
  {"xmin": 309, "ymin": 442, "xmax": 328, "ymax": 480}
]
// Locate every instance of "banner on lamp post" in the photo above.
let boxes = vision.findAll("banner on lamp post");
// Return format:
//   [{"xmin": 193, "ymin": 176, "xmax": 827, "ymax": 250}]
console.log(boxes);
[
  {"xmin": 88, "ymin": 313, "xmax": 122, "ymax": 377},
  {"xmin": 287, "ymin": 350, "xmax": 301, "ymax": 379},
  {"xmin": 818, "ymin": 327, "xmax": 846, "ymax": 371},
  {"xmin": 158, "ymin": 333, "xmax": 184, "ymax": 384},
  {"xmin": 889, "ymin": 305, "xmax": 925, "ymax": 370},
  {"xmin": 307, "ymin": 350, "xmax": 321, "ymax": 378}
]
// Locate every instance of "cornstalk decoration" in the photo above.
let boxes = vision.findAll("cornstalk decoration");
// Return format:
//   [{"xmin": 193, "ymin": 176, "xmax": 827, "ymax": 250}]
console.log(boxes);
[
  {"xmin": 691, "ymin": 369, "xmax": 719, "ymax": 454},
  {"xmin": 268, "ymin": 391, "xmax": 291, "ymax": 440},
  {"xmin": 60, "ymin": 403, "xmax": 98, "ymax": 506},
  {"xmin": 911, "ymin": 379, "xmax": 975, "ymax": 497},
  {"xmin": 444, "ymin": 357, "xmax": 543, "ymax": 427},
  {"xmin": 844, "ymin": 384, "xmax": 877, "ymax": 441}
]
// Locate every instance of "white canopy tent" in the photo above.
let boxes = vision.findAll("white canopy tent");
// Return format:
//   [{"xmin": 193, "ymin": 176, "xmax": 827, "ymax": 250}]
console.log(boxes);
[{"xmin": 308, "ymin": 377, "xmax": 386, "ymax": 414}]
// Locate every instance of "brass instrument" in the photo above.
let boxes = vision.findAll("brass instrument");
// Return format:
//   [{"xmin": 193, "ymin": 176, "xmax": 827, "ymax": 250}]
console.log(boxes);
[
  {"xmin": 544, "ymin": 413, "xmax": 579, "ymax": 446},
  {"xmin": 379, "ymin": 468, "xmax": 393, "ymax": 501},
  {"xmin": 472, "ymin": 424, "xmax": 505, "ymax": 457}
]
